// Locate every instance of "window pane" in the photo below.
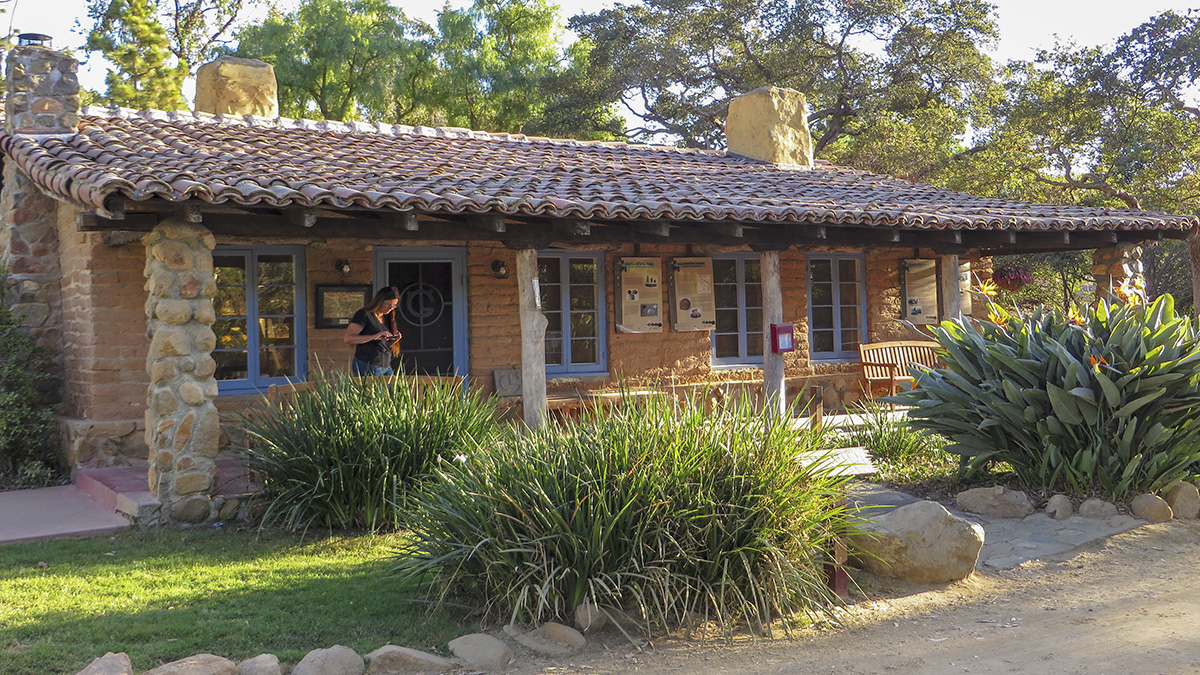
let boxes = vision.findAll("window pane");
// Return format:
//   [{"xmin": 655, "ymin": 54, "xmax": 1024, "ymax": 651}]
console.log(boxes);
[
  {"xmin": 810, "ymin": 283, "xmax": 832, "ymax": 306},
  {"xmin": 215, "ymin": 319, "xmax": 247, "ymax": 349},
  {"xmin": 214, "ymin": 350, "xmax": 248, "ymax": 380},
  {"xmin": 715, "ymin": 334, "xmax": 739, "ymax": 358},
  {"xmin": 539, "ymin": 284, "xmax": 559, "ymax": 311},
  {"xmin": 571, "ymin": 338, "xmax": 597, "ymax": 364},
  {"xmin": 812, "ymin": 330, "xmax": 834, "ymax": 353},
  {"xmin": 746, "ymin": 308, "xmax": 762, "ymax": 333},
  {"xmin": 747, "ymin": 334, "xmax": 763, "ymax": 356},
  {"xmin": 810, "ymin": 259, "xmax": 832, "ymax": 283},
  {"xmin": 745, "ymin": 284, "xmax": 762, "ymax": 309},
  {"xmin": 714, "ymin": 284, "xmax": 738, "ymax": 308},
  {"xmin": 715, "ymin": 309, "xmax": 739, "ymax": 333},
  {"xmin": 216, "ymin": 287, "xmax": 246, "ymax": 317},
  {"xmin": 841, "ymin": 330, "xmax": 860, "ymax": 352},
  {"xmin": 258, "ymin": 255, "xmax": 294, "ymax": 285},
  {"xmin": 841, "ymin": 306, "xmax": 861, "ymax": 329},
  {"xmin": 568, "ymin": 259, "xmax": 596, "ymax": 284},
  {"xmin": 258, "ymin": 317, "xmax": 295, "ymax": 346},
  {"xmin": 569, "ymin": 284, "xmax": 596, "ymax": 311},
  {"xmin": 840, "ymin": 283, "xmax": 860, "ymax": 304},
  {"xmin": 538, "ymin": 258, "xmax": 561, "ymax": 283},
  {"xmin": 838, "ymin": 259, "xmax": 860, "ymax": 282},
  {"xmin": 813, "ymin": 307, "xmax": 834, "ymax": 329},
  {"xmin": 214, "ymin": 256, "xmax": 246, "ymax": 285},
  {"xmin": 713, "ymin": 259, "xmax": 737, "ymax": 284},
  {"xmin": 258, "ymin": 285, "xmax": 294, "ymax": 315},
  {"xmin": 260, "ymin": 348, "xmax": 295, "ymax": 378},
  {"xmin": 544, "ymin": 311, "xmax": 562, "ymax": 335},
  {"xmin": 571, "ymin": 312, "xmax": 597, "ymax": 339},
  {"xmin": 545, "ymin": 337, "xmax": 563, "ymax": 365},
  {"xmin": 744, "ymin": 260, "xmax": 760, "ymax": 283}
]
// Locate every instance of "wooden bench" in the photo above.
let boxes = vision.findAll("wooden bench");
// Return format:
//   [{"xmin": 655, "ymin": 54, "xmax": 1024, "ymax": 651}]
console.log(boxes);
[
  {"xmin": 266, "ymin": 374, "xmax": 465, "ymax": 407},
  {"xmin": 858, "ymin": 340, "xmax": 942, "ymax": 398}
]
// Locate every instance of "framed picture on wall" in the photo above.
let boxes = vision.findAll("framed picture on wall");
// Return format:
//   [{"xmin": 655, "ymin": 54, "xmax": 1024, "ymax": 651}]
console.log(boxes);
[{"xmin": 314, "ymin": 284, "xmax": 371, "ymax": 328}]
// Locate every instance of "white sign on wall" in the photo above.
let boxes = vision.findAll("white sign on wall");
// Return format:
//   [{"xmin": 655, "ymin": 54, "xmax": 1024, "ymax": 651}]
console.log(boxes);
[{"xmin": 903, "ymin": 259, "xmax": 938, "ymax": 325}]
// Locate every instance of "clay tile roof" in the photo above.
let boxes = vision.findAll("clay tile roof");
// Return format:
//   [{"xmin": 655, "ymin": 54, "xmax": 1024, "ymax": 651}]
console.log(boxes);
[{"xmin": 0, "ymin": 105, "xmax": 1196, "ymax": 232}]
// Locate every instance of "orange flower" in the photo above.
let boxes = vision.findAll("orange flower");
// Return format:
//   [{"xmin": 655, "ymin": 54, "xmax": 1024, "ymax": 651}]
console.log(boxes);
[
  {"xmin": 1067, "ymin": 309, "xmax": 1086, "ymax": 326},
  {"xmin": 1089, "ymin": 354, "xmax": 1108, "ymax": 367}
]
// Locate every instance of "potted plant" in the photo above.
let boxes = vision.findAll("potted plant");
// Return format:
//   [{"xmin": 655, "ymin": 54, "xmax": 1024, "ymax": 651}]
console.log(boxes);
[{"xmin": 991, "ymin": 262, "xmax": 1034, "ymax": 292}]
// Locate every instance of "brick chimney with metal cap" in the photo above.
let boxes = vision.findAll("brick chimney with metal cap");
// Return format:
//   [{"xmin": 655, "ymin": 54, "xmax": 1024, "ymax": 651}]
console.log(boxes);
[
  {"xmin": 5, "ymin": 33, "xmax": 80, "ymax": 134},
  {"xmin": 725, "ymin": 86, "xmax": 814, "ymax": 169}
]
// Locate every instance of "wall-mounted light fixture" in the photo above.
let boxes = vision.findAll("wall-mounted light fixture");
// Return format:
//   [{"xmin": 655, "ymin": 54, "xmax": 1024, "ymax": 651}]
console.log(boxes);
[
  {"xmin": 491, "ymin": 260, "xmax": 509, "ymax": 279},
  {"xmin": 335, "ymin": 259, "xmax": 351, "ymax": 274}
]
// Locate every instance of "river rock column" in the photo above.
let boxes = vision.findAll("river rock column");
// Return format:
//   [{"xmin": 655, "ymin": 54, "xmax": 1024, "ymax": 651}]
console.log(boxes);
[
  {"xmin": 1092, "ymin": 244, "xmax": 1144, "ymax": 303},
  {"xmin": 143, "ymin": 221, "xmax": 220, "ymax": 524}
]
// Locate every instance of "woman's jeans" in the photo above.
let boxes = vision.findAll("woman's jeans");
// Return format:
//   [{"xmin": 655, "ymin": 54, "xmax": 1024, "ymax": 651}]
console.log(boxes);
[{"xmin": 351, "ymin": 358, "xmax": 394, "ymax": 376}]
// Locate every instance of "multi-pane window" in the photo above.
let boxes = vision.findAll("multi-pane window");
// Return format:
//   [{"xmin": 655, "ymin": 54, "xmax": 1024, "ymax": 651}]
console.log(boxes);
[
  {"xmin": 712, "ymin": 255, "xmax": 764, "ymax": 365},
  {"xmin": 808, "ymin": 253, "xmax": 865, "ymax": 359},
  {"xmin": 212, "ymin": 247, "xmax": 305, "ymax": 393},
  {"xmin": 539, "ymin": 252, "xmax": 606, "ymax": 375}
]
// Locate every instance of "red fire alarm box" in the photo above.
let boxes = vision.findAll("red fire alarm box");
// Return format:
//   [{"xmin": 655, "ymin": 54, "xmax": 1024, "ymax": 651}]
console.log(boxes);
[{"xmin": 770, "ymin": 323, "xmax": 795, "ymax": 353}]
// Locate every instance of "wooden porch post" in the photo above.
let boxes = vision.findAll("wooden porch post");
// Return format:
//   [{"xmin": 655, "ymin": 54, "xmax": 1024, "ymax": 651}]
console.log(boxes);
[
  {"xmin": 940, "ymin": 254, "xmax": 962, "ymax": 321},
  {"xmin": 760, "ymin": 250, "xmax": 786, "ymax": 424},
  {"xmin": 516, "ymin": 248, "xmax": 548, "ymax": 428}
]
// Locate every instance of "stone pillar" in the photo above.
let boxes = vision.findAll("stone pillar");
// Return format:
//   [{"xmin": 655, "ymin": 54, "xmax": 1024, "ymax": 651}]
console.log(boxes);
[
  {"xmin": 143, "ymin": 222, "xmax": 220, "ymax": 524},
  {"xmin": 760, "ymin": 250, "xmax": 785, "ymax": 423},
  {"xmin": 1092, "ymin": 244, "xmax": 1144, "ymax": 303},
  {"xmin": 516, "ymin": 248, "xmax": 548, "ymax": 429}
]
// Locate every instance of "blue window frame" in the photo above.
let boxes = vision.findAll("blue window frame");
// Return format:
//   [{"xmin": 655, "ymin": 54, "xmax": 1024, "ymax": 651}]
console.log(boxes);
[
  {"xmin": 711, "ymin": 254, "xmax": 764, "ymax": 366},
  {"xmin": 539, "ymin": 251, "xmax": 607, "ymax": 375},
  {"xmin": 212, "ymin": 246, "xmax": 306, "ymax": 394},
  {"xmin": 807, "ymin": 253, "xmax": 866, "ymax": 360}
]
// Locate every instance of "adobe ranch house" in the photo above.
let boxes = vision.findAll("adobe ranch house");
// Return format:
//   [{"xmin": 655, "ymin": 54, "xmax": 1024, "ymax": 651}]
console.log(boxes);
[{"xmin": 3, "ymin": 43, "xmax": 1196, "ymax": 521}]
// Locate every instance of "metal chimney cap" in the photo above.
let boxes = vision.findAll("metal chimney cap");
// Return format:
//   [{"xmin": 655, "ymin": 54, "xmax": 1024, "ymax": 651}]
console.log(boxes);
[{"xmin": 17, "ymin": 33, "xmax": 53, "ymax": 47}]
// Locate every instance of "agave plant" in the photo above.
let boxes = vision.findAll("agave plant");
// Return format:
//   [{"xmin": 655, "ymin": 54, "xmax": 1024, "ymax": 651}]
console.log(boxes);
[{"xmin": 892, "ymin": 295, "xmax": 1200, "ymax": 499}]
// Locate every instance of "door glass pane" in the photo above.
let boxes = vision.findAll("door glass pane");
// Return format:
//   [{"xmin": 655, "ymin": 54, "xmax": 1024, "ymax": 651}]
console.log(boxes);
[
  {"xmin": 258, "ymin": 317, "xmax": 295, "ymax": 346},
  {"xmin": 260, "ymin": 348, "xmax": 295, "ymax": 378},
  {"xmin": 715, "ymin": 308, "xmax": 738, "ymax": 333},
  {"xmin": 214, "ymin": 256, "xmax": 246, "ymax": 285},
  {"xmin": 215, "ymin": 319, "xmax": 247, "ymax": 349},
  {"xmin": 538, "ymin": 258, "xmax": 561, "ymax": 283},
  {"xmin": 569, "ymin": 284, "xmax": 596, "ymax": 311},
  {"xmin": 746, "ymin": 308, "xmax": 763, "ymax": 333},
  {"xmin": 840, "ymin": 283, "xmax": 859, "ymax": 304},
  {"xmin": 545, "ymin": 337, "xmax": 563, "ymax": 365},
  {"xmin": 745, "ymin": 284, "xmax": 762, "ymax": 308},
  {"xmin": 714, "ymin": 284, "xmax": 738, "ymax": 307},
  {"xmin": 838, "ymin": 260, "xmax": 860, "ymax": 282},
  {"xmin": 713, "ymin": 259, "xmax": 737, "ymax": 284},
  {"xmin": 812, "ymin": 330, "xmax": 834, "ymax": 353},
  {"xmin": 810, "ymin": 259, "xmax": 832, "ymax": 283},
  {"xmin": 747, "ymin": 334, "xmax": 763, "ymax": 356},
  {"xmin": 258, "ymin": 285, "xmax": 294, "ymax": 315},
  {"xmin": 715, "ymin": 334, "xmax": 739, "ymax": 358},
  {"xmin": 568, "ymin": 259, "xmax": 596, "ymax": 284},
  {"xmin": 539, "ymin": 284, "xmax": 559, "ymax": 311},
  {"xmin": 571, "ymin": 312, "xmax": 597, "ymax": 339},
  {"xmin": 841, "ymin": 330, "xmax": 860, "ymax": 352},
  {"xmin": 811, "ymin": 283, "xmax": 832, "ymax": 305},
  {"xmin": 841, "ymin": 306, "xmax": 860, "ymax": 329},
  {"xmin": 215, "ymin": 288, "xmax": 246, "ymax": 317},
  {"xmin": 744, "ymin": 260, "xmax": 760, "ymax": 283},
  {"xmin": 813, "ymin": 307, "xmax": 834, "ymax": 329}
]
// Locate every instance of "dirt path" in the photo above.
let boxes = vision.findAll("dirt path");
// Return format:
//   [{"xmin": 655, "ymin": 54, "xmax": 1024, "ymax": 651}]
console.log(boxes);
[{"xmin": 511, "ymin": 520, "xmax": 1200, "ymax": 674}]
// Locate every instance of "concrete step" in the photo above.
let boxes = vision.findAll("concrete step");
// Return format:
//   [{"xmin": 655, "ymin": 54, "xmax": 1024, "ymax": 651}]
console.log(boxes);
[
  {"xmin": 0, "ymin": 485, "xmax": 131, "ymax": 545},
  {"xmin": 76, "ymin": 466, "xmax": 161, "ymax": 523}
]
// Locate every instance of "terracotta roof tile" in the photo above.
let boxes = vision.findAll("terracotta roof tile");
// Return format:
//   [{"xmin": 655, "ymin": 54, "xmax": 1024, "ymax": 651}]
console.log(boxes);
[{"xmin": 0, "ymin": 105, "xmax": 1195, "ymax": 232}]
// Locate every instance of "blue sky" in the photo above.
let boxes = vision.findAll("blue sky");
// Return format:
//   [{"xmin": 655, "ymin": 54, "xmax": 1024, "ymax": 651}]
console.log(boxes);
[{"xmin": 15, "ymin": 0, "xmax": 1200, "ymax": 95}]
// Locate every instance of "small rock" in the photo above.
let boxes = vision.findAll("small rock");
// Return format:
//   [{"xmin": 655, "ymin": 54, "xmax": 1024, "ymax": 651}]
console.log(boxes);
[
  {"xmin": 448, "ymin": 634, "xmax": 514, "ymax": 673},
  {"xmin": 291, "ymin": 645, "xmax": 364, "ymax": 675},
  {"xmin": 365, "ymin": 645, "xmax": 455, "ymax": 674},
  {"xmin": 503, "ymin": 623, "xmax": 586, "ymax": 657},
  {"xmin": 1164, "ymin": 481, "xmax": 1200, "ymax": 519},
  {"xmin": 574, "ymin": 602, "xmax": 607, "ymax": 633},
  {"xmin": 1131, "ymin": 493, "xmax": 1173, "ymax": 523},
  {"xmin": 1045, "ymin": 494, "xmax": 1073, "ymax": 520},
  {"xmin": 237, "ymin": 654, "xmax": 281, "ymax": 675},
  {"xmin": 850, "ymin": 500, "xmax": 984, "ymax": 584},
  {"xmin": 76, "ymin": 652, "xmax": 134, "ymax": 675},
  {"xmin": 143, "ymin": 654, "xmax": 236, "ymax": 675},
  {"xmin": 956, "ymin": 486, "xmax": 1034, "ymax": 518},
  {"xmin": 1079, "ymin": 498, "xmax": 1118, "ymax": 518}
]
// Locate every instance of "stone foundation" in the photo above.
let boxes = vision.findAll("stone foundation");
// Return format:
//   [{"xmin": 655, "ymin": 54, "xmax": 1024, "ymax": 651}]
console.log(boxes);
[{"xmin": 58, "ymin": 417, "xmax": 146, "ymax": 469}]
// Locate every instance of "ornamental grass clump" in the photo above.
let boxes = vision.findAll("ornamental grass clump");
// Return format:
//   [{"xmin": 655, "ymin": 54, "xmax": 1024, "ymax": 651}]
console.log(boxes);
[
  {"xmin": 893, "ymin": 295, "xmax": 1200, "ymax": 499},
  {"xmin": 238, "ymin": 373, "xmax": 497, "ymax": 533},
  {"xmin": 392, "ymin": 392, "xmax": 855, "ymax": 637}
]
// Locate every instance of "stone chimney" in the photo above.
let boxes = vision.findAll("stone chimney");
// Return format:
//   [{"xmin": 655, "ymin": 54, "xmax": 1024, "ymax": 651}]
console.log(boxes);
[
  {"xmin": 725, "ymin": 86, "xmax": 813, "ymax": 169},
  {"xmin": 194, "ymin": 56, "xmax": 279, "ymax": 117},
  {"xmin": 5, "ymin": 39, "xmax": 80, "ymax": 134}
]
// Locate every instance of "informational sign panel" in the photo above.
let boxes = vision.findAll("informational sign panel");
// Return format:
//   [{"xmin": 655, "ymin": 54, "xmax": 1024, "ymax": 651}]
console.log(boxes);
[
  {"xmin": 669, "ymin": 257, "xmax": 716, "ymax": 332},
  {"xmin": 960, "ymin": 261, "xmax": 973, "ymax": 317},
  {"xmin": 615, "ymin": 257, "xmax": 664, "ymax": 333},
  {"xmin": 902, "ymin": 259, "xmax": 938, "ymax": 325}
]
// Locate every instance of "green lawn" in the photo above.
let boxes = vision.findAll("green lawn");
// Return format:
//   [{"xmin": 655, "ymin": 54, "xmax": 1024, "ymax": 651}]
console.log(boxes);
[{"xmin": 0, "ymin": 528, "xmax": 466, "ymax": 675}]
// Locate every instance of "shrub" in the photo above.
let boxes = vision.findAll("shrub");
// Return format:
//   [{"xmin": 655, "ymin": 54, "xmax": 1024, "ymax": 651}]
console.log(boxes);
[
  {"xmin": 894, "ymin": 295, "xmax": 1200, "ymax": 499},
  {"xmin": 237, "ymin": 373, "xmax": 497, "ymax": 533},
  {"xmin": 392, "ymin": 393, "xmax": 855, "ymax": 636},
  {"xmin": 0, "ymin": 270, "xmax": 56, "ymax": 474}
]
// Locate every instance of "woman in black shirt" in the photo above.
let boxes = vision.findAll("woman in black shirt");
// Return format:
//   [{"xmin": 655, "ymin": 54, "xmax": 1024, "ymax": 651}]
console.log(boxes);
[{"xmin": 343, "ymin": 286, "xmax": 401, "ymax": 376}]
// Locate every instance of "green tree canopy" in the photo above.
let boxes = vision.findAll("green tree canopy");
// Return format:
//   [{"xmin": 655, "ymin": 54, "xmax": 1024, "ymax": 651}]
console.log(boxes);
[{"xmin": 86, "ymin": 0, "xmax": 189, "ymax": 109}]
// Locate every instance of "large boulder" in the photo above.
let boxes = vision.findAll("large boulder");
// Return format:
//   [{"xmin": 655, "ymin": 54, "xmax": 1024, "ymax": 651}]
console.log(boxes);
[
  {"xmin": 364, "ymin": 645, "xmax": 456, "ymax": 674},
  {"xmin": 1045, "ymin": 494, "xmax": 1074, "ymax": 520},
  {"xmin": 503, "ymin": 622, "xmax": 586, "ymax": 657},
  {"xmin": 956, "ymin": 486, "xmax": 1034, "ymax": 518},
  {"xmin": 851, "ymin": 500, "xmax": 984, "ymax": 584},
  {"xmin": 1079, "ymin": 498, "xmax": 1118, "ymax": 518},
  {"xmin": 448, "ymin": 634, "xmax": 514, "ymax": 673},
  {"xmin": 76, "ymin": 653, "xmax": 134, "ymax": 675},
  {"xmin": 1164, "ymin": 481, "xmax": 1200, "ymax": 519},
  {"xmin": 236, "ymin": 654, "xmax": 281, "ymax": 675},
  {"xmin": 142, "ymin": 654, "xmax": 236, "ymax": 675},
  {"xmin": 1131, "ymin": 493, "xmax": 1173, "ymax": 523}
]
